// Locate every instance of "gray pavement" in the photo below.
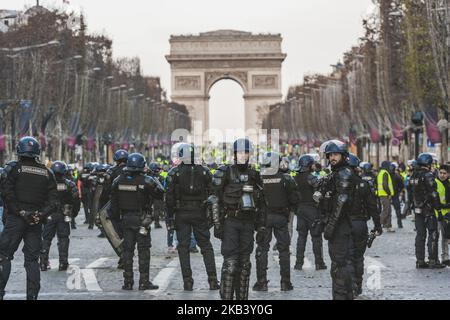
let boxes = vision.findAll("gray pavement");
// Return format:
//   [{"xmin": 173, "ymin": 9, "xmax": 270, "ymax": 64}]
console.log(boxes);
[{"xmin": 3, "ymin": 210, "xmax": 450, "ymax": 300}]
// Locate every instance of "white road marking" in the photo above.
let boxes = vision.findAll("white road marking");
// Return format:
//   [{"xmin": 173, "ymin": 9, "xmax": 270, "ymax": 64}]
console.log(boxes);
[
  {"xmin": 365, "ymin": 256, "xmax": 387, "ymax": 269},
  {"xmin": 86, "ymin": 257, "xmax": 111, "ymax": 269},
  {"xmin": 147, "ymin": 259, "xmax": 179, "ymax": 295}
]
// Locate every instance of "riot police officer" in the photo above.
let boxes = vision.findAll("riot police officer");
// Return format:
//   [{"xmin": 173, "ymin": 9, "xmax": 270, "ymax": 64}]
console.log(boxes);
[
  {"xmin": 359, "ymin": 162, "xmax": 376, "ymax": 192},
  {"xmin": 165, "ymin": 143, "xmax": 219, "ymax": 291},
  {"xmin": 212, "ymin": 138, "xmax": 267, "ymax": 300},
  {"xmin": 79, "ymin": 162, "xmax": 95, "ymax": 227},
  {"xmin": 102, "ymin": 150, "xmax": 128, "ymax": 268},
  {"xmin": 40, "ymin": 161, "xmax": 81, "ymax": 271},
  {"xmin": 411, "ymin": 153, "xmax": 446, "ymax": 269},
  {"xmin": 347, "ymin": 154, "xmax": 382, "ymax": 296},
  {"xmin": 0, "ymin": 137, "xmax": 58, "ymax": 300},
  {"xmin": 91, "ymin": 163, "xmax": 110, "ymax": 237},
  {"xmin": 294, "ymin": 154, "xmax": 327, "ymax": 271},
  {"xmin": 317, "ymin": 140, "xmax": 355, "ymax": 300},
  {"xmin": 253, "ymin": 151, "xmax": 298, "ymax": 292},
  {"xmin": 110, "ymin": 153, "xmax": 165, "ymax": 290},
  {"xmin": 149, "ymin": 162, "xmax": 164, "ymax": 229}
]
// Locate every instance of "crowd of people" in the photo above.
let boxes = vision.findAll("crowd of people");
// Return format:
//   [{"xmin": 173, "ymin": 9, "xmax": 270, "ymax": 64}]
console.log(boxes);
[{"xmin": 0, "ymin": 136, "xmax": 448, "ymax": 300}]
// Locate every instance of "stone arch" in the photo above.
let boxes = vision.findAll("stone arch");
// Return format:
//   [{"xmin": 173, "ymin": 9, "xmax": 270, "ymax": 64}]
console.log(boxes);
[{"xmin": 166, "ymin": 30, "xmax": 286, "ymax": 139}]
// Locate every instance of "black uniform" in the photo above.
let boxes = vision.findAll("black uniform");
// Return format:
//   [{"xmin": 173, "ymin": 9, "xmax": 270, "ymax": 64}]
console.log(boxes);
[
  {"xmin": 294, "ymin": 170, "xmax": 326, "ymax": 269},
  {"xmin": 411, "ymin": 167, "xmax": 441, "ymax": 266},
  {"xmin": 0, "ymin": 159, "xmax": 58, "ymax": 300},
  {"xmin": 392, "ymin": 172, "xmax": 404, "ymax": 228},
  {"xmin": 104, "ymin": 163, "xmax": 126, "ymax": 238},
  {"xmin": 110, "ymin": 171, "xmax": 164, "ymax": 289},
  {"xmin": 320, "ymin": 165, "xmax": 355, "ymax": 300},
  {"xmin": 79, "ymin": 170, "xmax": 94, "ymax": 226},
  {"xmin": 349, "ymin": 173, "xmax": 380, "ymax": 296},
  {"xmin": 41, "ymin": 176, "xmax": 80, "ymax": 270},
  {"xmin": 150, "ymin": 172, "xmax": 165, "ymax": 228},
  {"xmin": 255, "ymin": 169, "xmax": 298, "ymax": 290},
  {"xmin": 165, "ymin": 163, "xmax": 218, "ymax": 289},
  {"xmin": 213, "ymin": 164, "xmax": 266, "ymax": 300}
]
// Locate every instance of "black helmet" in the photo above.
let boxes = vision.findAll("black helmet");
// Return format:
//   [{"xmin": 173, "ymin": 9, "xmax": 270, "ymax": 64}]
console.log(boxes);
[
  {"xmin": 323, "ymin": 140, "xmax": 348, "ymax": 157},
  {"xmin": 348, "ymin": 153, "xmax": 361, "ymax": 168},
  {"xmin": 17, "ymin": 136, "xmax": 40, "ymax": 158},
  {"xmin": 298, "ymin": 155, "xmax": 315, "ymax": 172},
  {"xmin": 380, "ymin": 161, "xmax": 391, "ymax": 170},
  {"xmin": 417, "ymin": 153, "xmax": 433, "ymax": 167},
  {"xmin": 149, "ymin": 162, "xmax": 161, "ymax": 174},
  {"xmin": 113, "ymin": 149, "xmax": 129, "ymax": 162},
  {"xmin": 233, "ymin": 138, "xmax": 253, "ymax": 153},
  {"xmin": 51, "ymin": 161, "xmax": 68, "ymax": 175},
  {"xmin": 83, "ymin": 162, "xmax": 95, "ymax": 172},
  {"xmin": 261, "ymin": 151, "xmax": 281, "ymax": 168},
  {"xmin": 359, "ymin": 161, "xmax": 372, "ymax": 173},
  {"xmin": 126, "ymin": 153, "xmax": 146, "ymax": 172},
  {"xmin": 93, "ymin": 163, "xmax": 109, "ymax": 173}
]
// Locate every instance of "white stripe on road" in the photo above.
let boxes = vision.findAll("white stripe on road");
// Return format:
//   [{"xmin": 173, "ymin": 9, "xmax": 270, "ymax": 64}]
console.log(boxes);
[
  {"xmin": 147, "ymin": 259, "xmax": 179, "ymax": 295},
  {"xmin": 365, "ymin": 256, "xmax": 387, "ymax": 269},
  {"xmin": 86, "ymin": 257, "xmax": 111, "ymax": 269},
  {"xmin": 49, "ymin": 258, "xmax": 80, "ymax": 270}
]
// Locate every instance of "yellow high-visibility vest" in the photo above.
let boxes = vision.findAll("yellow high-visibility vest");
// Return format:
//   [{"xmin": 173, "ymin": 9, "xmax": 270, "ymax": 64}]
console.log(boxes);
[
  {"xmin": 435, "ymin": 179, "xmax": 450, "ymax": 217},
  {"xmin": 377, "ymin": 169, "xmax": 394, "ymax": 197}
]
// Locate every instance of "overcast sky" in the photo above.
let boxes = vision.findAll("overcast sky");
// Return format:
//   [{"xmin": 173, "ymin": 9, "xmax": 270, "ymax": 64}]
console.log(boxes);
[{"xmin": 4, "ymin": 0, "xmax": 375, "ymax": 135}]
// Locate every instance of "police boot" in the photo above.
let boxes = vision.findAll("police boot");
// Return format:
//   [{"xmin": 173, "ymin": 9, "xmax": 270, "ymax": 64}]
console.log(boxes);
[
  {"xmin": 208, "ymin": 276, "xmax": 220, "ymax": 290},
  {"xmin": 280, "ymin": 280, "xmax": 294, "ymax": 291},
  {"xmin": 26, "ymin": 281, "xmax": 40, "ymax": 300},
  {"xmin": 183, "ymin": 277, "xmax": 194, "ymax": 291},
  {"xmin": 39, "ymin": 252, "xmax": 50, "ymax": 271},
  {"xmin": 252, "ymin": 279, "xmax": 268, "ymax": 291},
  {"xmin": 397, "ymin": 219, "xmax": 403, "ymax": 229},
  {"xmin": 139, "ymin": 274, "xmax": 159, "ymax": 290},
  {"xmin": 59, "ymin": 262, "xmax": 69, "ymax": 271},
  {"xmin": 122, "ymin": 272, "xmax": 134, "ymax": 290},
  {"xmin": 429, "ymin": 260, "xmax": 446, "ymax": 269},
  {"xmin": 294, "ymin": 259, "xmax": 303, "ymax": 271},
  {"xmin": 71, "ymin": 219, "xmax": 77, "ymax": 230},
  {"xmin": 416, "ymin": 260, "xmax": 429, "ymax": 269},
  {"xmin": 316, "ymin": 262, "xmax": 327, "ymax": 270}
]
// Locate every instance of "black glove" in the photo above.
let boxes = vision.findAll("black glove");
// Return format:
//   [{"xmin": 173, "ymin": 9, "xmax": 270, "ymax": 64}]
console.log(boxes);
[
  {"xmin": 19, "ymin": 210, "xmax": 35, "ymax": 225},
  {"xmin": 30, "ymin": 211, "xmax": 45, "ymax": 225},
  {"xmin": 373, "ymin": 224, "xmax": 383, "ymax": 236},
  {"xmin": 255, "ymin": 227, "xmax": 266, "ymax": 243},
  {"xmin": 214, "ymin": 224, "xmax": 223, "ymax": 240}
]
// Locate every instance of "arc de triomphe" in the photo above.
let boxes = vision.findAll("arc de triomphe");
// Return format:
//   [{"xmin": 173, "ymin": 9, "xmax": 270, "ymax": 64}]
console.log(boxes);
[{"xmin": 166, "ymin": 30, "xmax": 286, "ymax": 133}]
